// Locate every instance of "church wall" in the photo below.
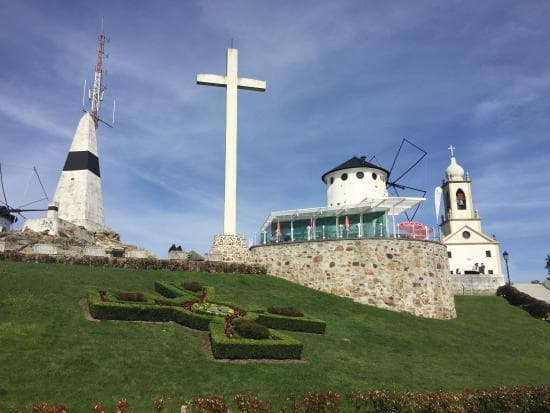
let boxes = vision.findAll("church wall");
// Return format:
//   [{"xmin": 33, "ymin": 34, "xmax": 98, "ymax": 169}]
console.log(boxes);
[
  {"xmin": 447, "ymin": 243, "xmax": 502, "ymax": 276},
  {"xmin": 451, "ymin": 273, "xmax": 505, "ymax": 295},
  {"xmin": 249, "ymin": 238, "xmax": 456, "ymax": 320}
]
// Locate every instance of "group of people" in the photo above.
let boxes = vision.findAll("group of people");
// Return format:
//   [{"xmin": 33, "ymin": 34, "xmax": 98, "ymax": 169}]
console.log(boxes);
[
  {"xmin": 455, "ymin": 262, "xmax": 486, "ymax": 274},
  {"xmin": 473, "ymin": 262, "xmax": 486, "ymax": 274}
]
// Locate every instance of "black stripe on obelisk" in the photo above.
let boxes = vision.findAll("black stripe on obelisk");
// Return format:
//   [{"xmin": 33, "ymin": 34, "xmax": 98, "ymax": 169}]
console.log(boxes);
[{"xmin": 63, "ymin": 151, "xmax": 100, "ymax": 177}]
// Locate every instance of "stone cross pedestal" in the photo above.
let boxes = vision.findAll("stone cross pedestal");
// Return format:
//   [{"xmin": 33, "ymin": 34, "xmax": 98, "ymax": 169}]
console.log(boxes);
[{"xmin": 206, "ymin": 234, "xmax": 249, "ymax": 263}]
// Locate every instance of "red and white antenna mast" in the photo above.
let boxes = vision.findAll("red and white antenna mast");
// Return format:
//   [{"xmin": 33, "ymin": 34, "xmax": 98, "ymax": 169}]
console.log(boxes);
[{"xmin": 89, "ymin": 31, "xmax": 106, "ymax": 128}]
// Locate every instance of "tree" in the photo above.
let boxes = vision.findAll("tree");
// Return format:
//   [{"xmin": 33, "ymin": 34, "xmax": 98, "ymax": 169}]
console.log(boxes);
[{"xmin": 546, "ymin": 255, "xmax": 550, "ymax": 280}]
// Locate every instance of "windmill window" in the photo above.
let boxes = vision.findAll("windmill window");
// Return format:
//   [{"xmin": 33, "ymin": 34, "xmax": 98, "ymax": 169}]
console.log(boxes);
[
  {"xmin": 485, "ymin": 250, "xmax": 491, "ymax": 257},
  {"xmin": 447, "ymin": 251, "xmax": 452, "ymax": 258},
  {"xmin": 341, "ymin": 173, "xmax": 348, "ymax": 181},
  {"xmin": 356, "ymin": 171, "xmax": 364, "ymax": 179},
  {"xmin": 330, "ymin": 177, "xmax": 334, "ymax": 184},
  {"xmin": 488, "ymin": 270, "xmax": 494, "ymax": 274},
  {"xmin": 456, "ymin": 189, "xmax": 466, "ymax": 209},
  {"xmin": 372, "ymin": 172, "xmax": 378, "ymax": 180}
]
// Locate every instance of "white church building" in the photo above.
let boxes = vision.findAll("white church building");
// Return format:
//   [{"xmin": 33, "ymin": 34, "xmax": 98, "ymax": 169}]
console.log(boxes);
[{"xmin": 440, "ymin": 147, "xmax": 505, "ymax": 294}]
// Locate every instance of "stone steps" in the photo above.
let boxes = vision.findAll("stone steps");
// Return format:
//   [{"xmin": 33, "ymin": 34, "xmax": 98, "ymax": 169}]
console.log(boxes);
[{"xmin": 514, "ymin": 284, "xmax": 550, "ymax": 304}]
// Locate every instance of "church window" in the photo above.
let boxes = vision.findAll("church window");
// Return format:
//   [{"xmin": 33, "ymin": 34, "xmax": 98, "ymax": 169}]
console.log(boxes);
[
  {"xmin": 341, "ymin": 173, "xmax": 348, "ymax": 181},
  {"xmin": 462, "ymin": 231, "xmax": 471, "ymax": 239},
  {"xmin": 485, "ymin": 250, "xmax": 491, "ymax": 257},
  {"xmin": 372, "ymin": 172, "xmax": 377, "ymax": 180},
  {"xmin": 447, "ymin": 251, "xmax": 452, "ymax": 258},
  {"xmin": 356, "ymin": 171, "xmax": 364, "ymax": 179},
  {"xmin": 456, "ymin": 189, "xmax": 466, "ymax": 210},
  {"xmin": 330, "ymin": 177, "xmax": 334, "ymax": 184}
]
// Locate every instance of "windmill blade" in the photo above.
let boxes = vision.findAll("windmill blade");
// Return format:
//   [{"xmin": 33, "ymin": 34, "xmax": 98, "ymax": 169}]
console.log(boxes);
[
  {"xmin": 0, "ymin": 163, "xmax": 10, "ymax": 208},
  {"xmin": 16, "ymin": 197, "xmax": 49, "ymax": 209},
  {"xmin": 387, "ymin": 138, "xmax": 427, "ymax": 185},
  {"xmin": 33, "ymin": 167, "xmax": 49, "ymax": 201},
  {"xmin": 389, "ymin": 184, "xmax": 426, "ymax": 222}
]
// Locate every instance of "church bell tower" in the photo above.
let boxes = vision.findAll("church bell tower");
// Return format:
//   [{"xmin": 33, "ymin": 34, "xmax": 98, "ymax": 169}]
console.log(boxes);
[
  {"xmin": 440, "ymin": 146, "xmax": 480, "ymax": 236},
  {"xmin": 439, "ymin": 146, "xmax": 503, "ymax": 278}
]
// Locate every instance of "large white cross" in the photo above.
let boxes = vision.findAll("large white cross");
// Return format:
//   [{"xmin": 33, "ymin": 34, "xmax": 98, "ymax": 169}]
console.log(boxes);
[{"xmin": 197, "ymin": 48, "xmax": 266, "ymax": 235}]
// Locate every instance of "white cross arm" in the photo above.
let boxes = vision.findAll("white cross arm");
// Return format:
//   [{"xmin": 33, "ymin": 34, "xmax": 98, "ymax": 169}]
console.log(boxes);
[
  {"xmin": 197, "ymin": 74, "xmax": 227, "ymax": 87},
  {"xmin": 238, "ymin": 77, "xmax": 266, "ymax": 92}
]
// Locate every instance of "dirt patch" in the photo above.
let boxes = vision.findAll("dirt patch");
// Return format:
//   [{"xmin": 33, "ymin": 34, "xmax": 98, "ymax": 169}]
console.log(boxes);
[{"xmin": 79, "ymin": 298, "xmax": 305, "ymax": 364}]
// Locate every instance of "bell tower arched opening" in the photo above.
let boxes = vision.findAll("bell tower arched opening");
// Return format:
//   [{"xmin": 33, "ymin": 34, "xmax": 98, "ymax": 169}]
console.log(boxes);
[{"xmin": 456, "ymin": 189, "xmax": 466, "ymax": 210}]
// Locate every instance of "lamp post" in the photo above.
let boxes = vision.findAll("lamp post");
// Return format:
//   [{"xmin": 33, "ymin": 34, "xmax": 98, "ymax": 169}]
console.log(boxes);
[{"xmin": 503, "ymin": 251, "xmax": 511, "ymax": 285}]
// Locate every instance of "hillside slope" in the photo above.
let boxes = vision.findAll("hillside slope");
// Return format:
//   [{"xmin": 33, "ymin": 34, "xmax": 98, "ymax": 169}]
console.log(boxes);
[{"xmin": 0, "ymin": 260, "xmax": 549, "ymax": 411}]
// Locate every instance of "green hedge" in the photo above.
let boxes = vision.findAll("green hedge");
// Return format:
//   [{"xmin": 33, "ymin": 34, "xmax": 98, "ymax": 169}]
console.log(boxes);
[
  {"xmin": 256, "ymin": 312, "xmax": 326, "ymax": 334},
  {"xmin": 154, "ymin": 280, "xmax": 215, "ymax": 302},
  {"xmin": 154, "ymin": 280, "xmax": 191, "ymax": 299},
  {"xmin": 88, "ymin": 290, "xmax": 211, "ymax": 330},
  {"xmin": 209, "ymin": 320, "xmax": 303, "ymax": 359},
  {"xmin": 497, "ymin": 284, "xmax": 550, "ymax": 321}
]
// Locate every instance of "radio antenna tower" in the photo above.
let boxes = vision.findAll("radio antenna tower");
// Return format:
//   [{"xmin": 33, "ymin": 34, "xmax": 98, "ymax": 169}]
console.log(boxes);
[
  {"xmin": 90, "ymin": 31, "xmax": 106, "ymax": 128},
  {"xmin": 83, "ymin": 30, "xmax": 115, "ymax": 128}
]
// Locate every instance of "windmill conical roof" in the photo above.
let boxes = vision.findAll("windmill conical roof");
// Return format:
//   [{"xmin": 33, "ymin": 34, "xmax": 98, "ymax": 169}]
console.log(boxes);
[{"xmin": 321, "ymin": 156, "xmax": 389, "ymax": 183}]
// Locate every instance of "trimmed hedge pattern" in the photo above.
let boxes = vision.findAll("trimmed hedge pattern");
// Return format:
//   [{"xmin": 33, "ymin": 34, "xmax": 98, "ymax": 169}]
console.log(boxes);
[
  {"xmin": 256, "ymin": 312, "xmax": 326, "ymax": 334},
  {"xmin": 87, "ymin": 290, "xmax": 211, "ymax": 330},
  {"xmin": 86, "ymin": 281, "xmax": 322, "ymax": 359},
  {"xmin": 209, "ymin": 320, "xmax": 303, "ymax": 359}
]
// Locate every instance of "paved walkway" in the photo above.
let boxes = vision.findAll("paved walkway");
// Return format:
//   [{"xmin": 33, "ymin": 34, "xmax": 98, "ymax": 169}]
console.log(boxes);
[{"xmin": 514, "ymin": 284, "xmax": 550, "ymax": 304}]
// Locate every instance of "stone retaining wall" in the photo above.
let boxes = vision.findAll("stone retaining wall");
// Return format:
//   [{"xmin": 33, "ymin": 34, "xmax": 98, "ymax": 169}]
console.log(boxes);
[
  {"xmin": 250, "ymin": 238, "xmax": 456, "ymax": 319},
  {"xmin": 451, "ymin": 274, "xmax": 505, "ymax": 295}
]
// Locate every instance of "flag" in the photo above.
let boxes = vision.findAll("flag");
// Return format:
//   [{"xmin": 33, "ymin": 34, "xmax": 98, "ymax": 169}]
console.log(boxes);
[
  {"xmin": 276, "ymin": 221, "xmax": 281, "ymax": 237},
  {"xmin": 345, "ymin": 216, "xmax": 350, "ymax": 232}
]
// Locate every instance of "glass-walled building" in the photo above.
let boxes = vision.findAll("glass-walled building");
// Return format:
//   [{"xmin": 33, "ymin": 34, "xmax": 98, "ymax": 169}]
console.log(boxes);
[{"xmin": 254, "ymin": 156, "xmax": 425, "ymax": 245}]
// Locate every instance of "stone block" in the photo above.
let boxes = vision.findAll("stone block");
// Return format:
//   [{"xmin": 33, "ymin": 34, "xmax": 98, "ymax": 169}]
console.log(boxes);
[
  {"xmin": 33, "ymin": 243, "xmax": 58, "ymax": 255},
  {"xmin": 84, "ymin": 246, "xmax": 107, "ymax": 257},
  {"xmin": 168, "ymin": 250, "xmax": 190, "ymax": 261},
  {"xmin": 0, "ymin": 240, "xmax": 5, "ymax": 252},
  {"xmin": 125, "ymin": 249, "xmax": 150, "ymax": 259}
]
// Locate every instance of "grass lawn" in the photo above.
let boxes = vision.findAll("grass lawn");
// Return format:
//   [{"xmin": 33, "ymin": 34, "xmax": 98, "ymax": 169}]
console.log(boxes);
[{"xmin": 0, "ymin": 260, "xmax": 549, "ymax": 411}]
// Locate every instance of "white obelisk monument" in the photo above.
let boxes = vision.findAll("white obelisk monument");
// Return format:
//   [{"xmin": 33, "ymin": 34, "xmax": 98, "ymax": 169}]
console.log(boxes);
[{"xmin": 197, "ymin": 48, "xmax": 266, "ymax": 261}]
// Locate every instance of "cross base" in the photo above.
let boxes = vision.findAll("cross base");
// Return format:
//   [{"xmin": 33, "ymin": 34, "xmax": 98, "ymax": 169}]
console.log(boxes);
[{"xmin": 205, "ymin": 234, "xmax": 249, "ymax": 263}]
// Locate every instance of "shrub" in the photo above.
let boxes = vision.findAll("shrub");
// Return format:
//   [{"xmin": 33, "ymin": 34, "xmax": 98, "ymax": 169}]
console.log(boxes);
[
  {"xmin": 497, "ymin": 285, "xmax": 550, "ymax": 321},
  {"xmin": 525, "ymin": 301, "xmax": 550, "ymax": 320},
  {"xmin": 234, "ymin": 319, "xmax": 270, "ymax": 340},
  {"xmin": 188, "ymin": 395, "xmax": 228, "ymax": 413},
  {"xmin": 303, "ymin": 391, "xmax": 341, "ymax": 413},
  {"xmin": 209, "ymin": 320, "xmax": 303, "ymax": 359},
  {"xmin": 268, "ymin": 306, "xmax": 304, "ymax": 317},
  {"xmin": 183, "ymin": 281, "xmax": 203, "ymax": 292},
  {"xmin": 234, "ymin": 394, "xmax": 273, "ymax": 413},
  {"xmin": 115, "ymin": 292, "xmax": 146, "ymax": 302}
]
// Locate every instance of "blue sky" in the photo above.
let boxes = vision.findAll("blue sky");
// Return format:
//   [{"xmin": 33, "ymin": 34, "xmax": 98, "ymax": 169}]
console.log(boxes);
[{"xmin": 1, "ymin": 1, "xmax": 549, "ymax": 283}]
